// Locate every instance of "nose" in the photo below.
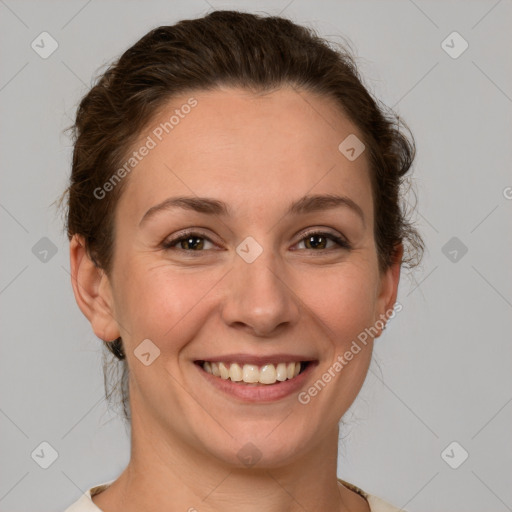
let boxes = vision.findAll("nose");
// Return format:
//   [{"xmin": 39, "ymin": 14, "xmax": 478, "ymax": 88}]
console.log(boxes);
[{"xmin": 220, "ymin": 245, "xmax": 301, "ymax": 337}]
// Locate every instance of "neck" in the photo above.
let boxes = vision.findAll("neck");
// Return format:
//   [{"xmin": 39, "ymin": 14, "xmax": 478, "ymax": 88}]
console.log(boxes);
[{"xmin": 93, "ymin": 406, "xmax": 368, "ymax": 512}]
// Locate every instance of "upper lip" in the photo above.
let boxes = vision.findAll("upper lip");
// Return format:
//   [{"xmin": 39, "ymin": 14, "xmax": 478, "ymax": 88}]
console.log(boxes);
[{"xmin": 195, "ymin": 353, "xmax": 317, "ymax": 365}]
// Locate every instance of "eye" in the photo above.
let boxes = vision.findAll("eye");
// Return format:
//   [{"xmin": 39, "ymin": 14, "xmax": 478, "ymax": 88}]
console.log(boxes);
[
  {"xmin": 161, "ymin": 231, "xmax": 216, "ymax": 252},
  {"xmin": 161, "ymin": 229, "xmax": 351, "ymax": 253},
  {"xmin": 295, "ymin": 230, "xmax": 351, "ymax": 251}
]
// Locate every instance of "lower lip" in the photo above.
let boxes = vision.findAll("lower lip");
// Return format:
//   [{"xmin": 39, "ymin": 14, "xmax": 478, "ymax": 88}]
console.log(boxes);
[{"xmin": 195, "ymin": 362, "xmax": 316, "ymax": 402}]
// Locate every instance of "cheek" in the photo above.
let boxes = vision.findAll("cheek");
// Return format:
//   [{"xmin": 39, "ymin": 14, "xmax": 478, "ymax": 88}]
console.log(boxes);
[
  {"xmin": 302, "ymin": 265, "xmax": 378, "ymax": 345},
  {"xmin": 303, "ymin": 266, "xmax": 377, "ymax": 387},
  {"xmin": 293, "ymin": 268, "xmax": 377, "ymax": 423},
  {"xmin": 114, "ymin": 261, "xmax": 224, "ymax": 350}
]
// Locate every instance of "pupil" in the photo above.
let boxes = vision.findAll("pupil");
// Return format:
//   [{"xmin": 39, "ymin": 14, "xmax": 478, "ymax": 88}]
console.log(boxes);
[
  {"xmin": 307, "ymin": 235, "xmax": 325, "ymax": 249},
  {"xmin": 184, "ymin": 237, "xmax": 203, "ymax": 250}
]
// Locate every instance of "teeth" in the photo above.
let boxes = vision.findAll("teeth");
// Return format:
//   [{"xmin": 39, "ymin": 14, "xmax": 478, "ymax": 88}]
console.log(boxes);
[
  {"xmin": 259, "ymin": 364, "xmax": 277, "ymax": 384},
  {"xmin": 211, "ymin": 362, "xmax": 220, "ymax": 377},
  {"xmin": 201, "ymin": 361, "xmax": 304, "ymax": 384},
  {"xmin": 229, "ymin": 363, "xmax": 243, "ymax": 382},
  {"xmin": 287, "ymin": 362, "xmax": 295, "ymax": 379},
  {"xmin": 242, "ymin": 364, "xmax": 259, "ymax": 383},
  {"xmin": 276, "ymin": 363, "xmax": 288, "ymax": 381},
  {"xmin": 219, "ymin": 362, "xmax": 230, "ymax": 380}
]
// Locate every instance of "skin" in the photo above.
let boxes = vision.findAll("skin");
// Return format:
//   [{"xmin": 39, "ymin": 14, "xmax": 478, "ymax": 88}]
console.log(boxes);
[{"xmin": 70, "ymin": 85, "xmax": 403, "ymax": 512}]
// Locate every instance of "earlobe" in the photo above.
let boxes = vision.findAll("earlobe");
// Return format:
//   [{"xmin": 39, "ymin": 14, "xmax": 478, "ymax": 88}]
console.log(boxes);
[
  {"xmin": 374, "ymin": 243, "xmax": 404, "ymax": 337},
  {"xmin": 69, "ymin": 234, "xmax": 120, "ymax": 342}
]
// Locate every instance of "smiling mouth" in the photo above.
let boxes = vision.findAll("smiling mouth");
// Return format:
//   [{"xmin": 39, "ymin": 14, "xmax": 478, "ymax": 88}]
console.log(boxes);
[{"xmin": 195, "ymin": 361, "xmax": 312, "ymax": 385}]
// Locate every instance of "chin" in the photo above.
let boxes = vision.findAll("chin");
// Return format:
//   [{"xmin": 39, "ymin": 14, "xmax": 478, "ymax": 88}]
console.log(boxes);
[{"xmin": 195, "ymin": 422, "xmax": 318, "ymax": 470}]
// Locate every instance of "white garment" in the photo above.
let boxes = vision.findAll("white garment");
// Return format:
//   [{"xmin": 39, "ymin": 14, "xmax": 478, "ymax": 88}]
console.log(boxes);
[{"xmin": 64, "ymin": 478, "xmax": 405, "ymax": 512}]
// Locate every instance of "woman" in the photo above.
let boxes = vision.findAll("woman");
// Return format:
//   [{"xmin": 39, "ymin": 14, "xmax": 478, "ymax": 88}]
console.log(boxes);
[{"xmin": 63, "ymin": 9, "xmax": 423, "ymax": 512}]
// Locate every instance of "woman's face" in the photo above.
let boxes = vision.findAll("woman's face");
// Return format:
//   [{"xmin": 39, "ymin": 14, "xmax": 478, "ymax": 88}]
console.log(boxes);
[{"xmin": 95, "ymin": 86, "xmax": 401, "ymax": 467}]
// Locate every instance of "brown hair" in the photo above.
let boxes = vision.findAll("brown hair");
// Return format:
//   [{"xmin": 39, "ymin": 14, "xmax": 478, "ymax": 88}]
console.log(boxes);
[{"xmin": 63, "ymin": 10, "xmax": 424, "ymax": 423}]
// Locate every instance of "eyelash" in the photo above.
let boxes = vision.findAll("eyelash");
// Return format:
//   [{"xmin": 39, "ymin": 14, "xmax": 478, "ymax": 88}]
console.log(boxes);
[{"xmin": 161, "ymin": 229, "xmax": 352, "ymax": 253}]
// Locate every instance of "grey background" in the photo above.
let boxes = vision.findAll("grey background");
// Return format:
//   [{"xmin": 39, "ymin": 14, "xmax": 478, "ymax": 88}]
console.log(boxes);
[{"xmin": 1, "ymin": 0, "xmax": 511, "ymax": 510}]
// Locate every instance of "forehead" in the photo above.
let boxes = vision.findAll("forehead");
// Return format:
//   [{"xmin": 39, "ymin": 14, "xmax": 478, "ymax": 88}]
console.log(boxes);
[{"xmin": 117, "ymin": 86, "xmax": 373, "ymax": 224}]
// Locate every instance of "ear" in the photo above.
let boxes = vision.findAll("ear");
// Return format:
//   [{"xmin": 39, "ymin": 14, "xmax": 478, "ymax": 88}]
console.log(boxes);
[
  {"xmin": 373, "ymin": 243, "xmax": 404, "ymax": 338},
  {"xmin": 69, "ymin": 234, "xmax": 120, "ymax": 342}
]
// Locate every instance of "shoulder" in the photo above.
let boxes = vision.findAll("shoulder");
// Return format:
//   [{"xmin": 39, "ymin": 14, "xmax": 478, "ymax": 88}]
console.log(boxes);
[
  {"xmin": 338, "ymin": 478, "xmax": 406, "ymax": 512},
  {"xmin": 63, "ymin": 481, "xmax": 114, "ymax": 512}
]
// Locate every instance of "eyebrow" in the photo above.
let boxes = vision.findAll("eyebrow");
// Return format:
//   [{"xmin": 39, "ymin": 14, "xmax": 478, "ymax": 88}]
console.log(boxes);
[{"xmin": 139, "ymin": 193, "xmax": 365, "ymax": 227}]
